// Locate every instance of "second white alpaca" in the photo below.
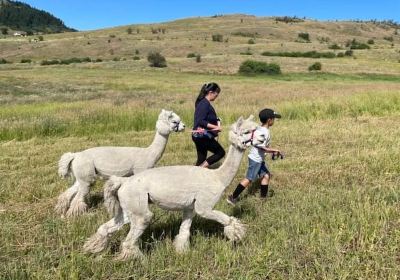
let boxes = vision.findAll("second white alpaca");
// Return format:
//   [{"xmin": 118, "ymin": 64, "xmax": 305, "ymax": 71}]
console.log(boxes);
[
  {"xmin": 83, "ymin": 115, "xmax": 266, "ymax": 259},
  {"xmin": 56, "ymin": 109, "xmax": 185, "ymax": 217}
]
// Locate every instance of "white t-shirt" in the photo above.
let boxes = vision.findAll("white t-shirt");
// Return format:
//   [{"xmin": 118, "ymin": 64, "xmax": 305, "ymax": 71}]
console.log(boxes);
[{"xmin": 248, "ymin": 126, "xmax": 271, "ymax": 163}]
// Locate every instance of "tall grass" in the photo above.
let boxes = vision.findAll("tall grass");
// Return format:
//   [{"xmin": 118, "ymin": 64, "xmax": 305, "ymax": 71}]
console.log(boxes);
[{"xmin": 1, "ymin": 91, "xmax": 399, "ymax": 141}]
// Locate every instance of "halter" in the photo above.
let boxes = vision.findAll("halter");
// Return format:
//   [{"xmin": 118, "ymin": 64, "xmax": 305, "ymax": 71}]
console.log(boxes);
[
  {"xmin": 242, "ymin": 129, "xmax": 256, "ymax": 145},
  {"xmin": 172, "ymin": 120, "xmax": 181, "ymax": 132}
]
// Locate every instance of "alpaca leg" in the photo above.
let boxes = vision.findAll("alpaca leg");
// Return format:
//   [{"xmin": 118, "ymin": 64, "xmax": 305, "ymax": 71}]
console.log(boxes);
[
  {"xmin": 194, "ymin": 202, "xmax": 246, "ymax": 242},
  {"xmin": 55, "ymin": 181, "xmax": 78, "ymax": 216},
  {"xmin": 66, "ymin": 180, "xmax": 90, "ymax": 217},
  {"xmin": 83, "ymin": 214, "xmax": 125, "ymax": 254},
  {"xmin": 173, "ymin": 208, "xmax": 194, "ymax": 253},
  {"xmin": 117, "ymin": 194, "xmax": 153, "ymax": 260}
]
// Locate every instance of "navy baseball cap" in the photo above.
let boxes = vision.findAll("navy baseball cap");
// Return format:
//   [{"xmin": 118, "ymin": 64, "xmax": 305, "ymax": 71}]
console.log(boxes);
[{"xmin": 259, "ymin": 108, "xmax": 281, "ymax": 123}]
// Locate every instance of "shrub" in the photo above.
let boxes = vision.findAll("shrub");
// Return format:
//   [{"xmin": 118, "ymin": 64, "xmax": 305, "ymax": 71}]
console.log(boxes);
[
  {"xmin": 135, "ymin": 49, "xmax": 140, "ymax": 55},
  {"xmin": 248, "ymin": 38, "xmax": 255, "ymax": 44},
  {"xmin": 308, "ymin": 62, "xmax": 322, "ymax": 71},
  {"xmin": 337, "ymin": 52, "xmax": 345, "ymax": 57},
  {"xmin": 347, "ymin": 39, "xmax": 370, "ymax": 49},
  {"xmin": 367, "ymin": 39, "xmax": 375, "ymax": 44},
  {"xmin": 147, "ymin": 52, "xmax": 167, "ymax": 67},
  {"xmin": 133, "ymin": 56, "xmax": 140, "ymax": 60},
  {"xmin": 212, "ymin": 34, "xmax": 223, "ymax": 42},
  {"xmin": 344, "ymin": 50, "xmax": 354, "ymax": 56},
  {"xmin": 187, "ymin": 53, "xmax": 197, "ymax": 58},
  {"xmin": 38, "ymin": 35, "xmax": 44, "ymax": 41},
  {"xmin": 231, "ymin": 31, "xmax": 259, "ymax": 37},
  {"xmin": 40, "ymin": 59, "xmax": 59, "ymax": 65},
  {"xmin": 112, "ymin": 57, "xmax": 121, "ymax": 61},
  {"xmin": 20, "ymin": 59, "xmax": 32, "ymax": 63},
  {"xmin": 261, "ymin": 51, "xmax": 336, "ymax": 58},
  {"xmin": 275, "ymin": 16, "xmax": 304, "ymax": 23},
  {"xmin": 1, "ymin": 27, "xmax": 8, "ymax": 35},
  {"xmin": 196, "ymin": 54, "xmax": 201, "ymax": 63},
  {"xmin": 384, "ymin": 36, "xmax": 394, "ymax": 42},
  {"xmin": 239, "ymin": 60, "xmax": 281, "ymax": 75},
  {"xmin": 60, "ymin": 57, "xmax": 91, "ymax": 64},
  {"xmin": 127, "ymin": 27, "xmax": 133, "ymax": 34},
  {"xmin": 328, "ymin": 43, "xmax": 342, "ymax": 50},
  {"xmin": 298, "ymin": 32, "xmax": 310, "ymax": 42},
  {"xmin": 0, "ymin": 58, "xmax": 10, "ymax": 64},
  {"xmin": 94, "ymin": 58, "xmax": 103, "ymax": 62}
]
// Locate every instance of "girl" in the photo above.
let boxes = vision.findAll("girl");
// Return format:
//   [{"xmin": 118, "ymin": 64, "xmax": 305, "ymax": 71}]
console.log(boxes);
[{"xmin": 192, "ymin": 82, "xmax": 225, "ymax": 168}]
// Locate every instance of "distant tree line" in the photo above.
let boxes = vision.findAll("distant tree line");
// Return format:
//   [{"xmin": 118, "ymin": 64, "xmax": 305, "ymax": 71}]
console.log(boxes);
[{"xmin": 0, "ymin": 0, "xmax": 76, "ymax": 33}]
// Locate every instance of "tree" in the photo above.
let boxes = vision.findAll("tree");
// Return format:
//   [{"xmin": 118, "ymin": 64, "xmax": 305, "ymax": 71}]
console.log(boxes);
[
  {"xmin": 147, "ymin": 52, "xmax": 167, "ymax": 67},
  {"xmin": 1, "ymin": 27, "xmax": 8, "ymax": 35}
]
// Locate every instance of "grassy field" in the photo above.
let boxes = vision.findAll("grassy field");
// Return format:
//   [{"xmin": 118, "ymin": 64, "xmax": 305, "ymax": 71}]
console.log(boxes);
[{"xmin": 1, "ymin": 15, "xmax": 400, "ymax": 279}]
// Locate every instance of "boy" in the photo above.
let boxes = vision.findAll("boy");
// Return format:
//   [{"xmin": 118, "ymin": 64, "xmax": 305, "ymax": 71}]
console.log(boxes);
[{"xmin": 227, "ymin": 108, "xmax": 283, "ymax": 205}]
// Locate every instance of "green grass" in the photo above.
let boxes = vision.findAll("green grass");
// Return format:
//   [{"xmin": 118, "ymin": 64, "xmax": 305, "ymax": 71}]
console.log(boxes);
[{"xmin": 1, "ymin": 62, "xmax": 400, "ymax": 279}]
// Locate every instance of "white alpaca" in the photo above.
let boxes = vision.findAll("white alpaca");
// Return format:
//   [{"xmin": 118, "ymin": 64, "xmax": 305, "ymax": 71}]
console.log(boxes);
[
  {"xmin": 56, "ymin": 109, "xmax": 185, "ymax": 218},
  {"xmin": 83, "ymin": 116, "xmax": 266, "ymax": 259}
]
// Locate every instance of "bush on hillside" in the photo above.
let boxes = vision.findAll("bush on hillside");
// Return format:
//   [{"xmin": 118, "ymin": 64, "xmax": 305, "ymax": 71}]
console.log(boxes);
[
  {"xmin": 40, "ymin": 59, "xmax": 59, "ymax": 65},
  {"xmin": 308, "ymin": 62, "xmax": 322, "ymax": 71},
  {"xmin": 20, "ymin": 59, "xmax": 32, "ymax": 63},
  {"xmin": 298, "ymin": 32, "xmax": 310, "ymax": 42},
  {"xmin": 346, "ymin": 39, "xmax": 370, "ymax": 49},
  {"xmin": 248, "ymin": 38, "xmax": 255, "ymax": 44},
  {"xmin": 239, "ymin": 60, "xmax": 281, "ymax": 75},
  {"xmin": 212, "ymin": 34, "xmax": 223, "ymax": 42},
  {"xmin": 196, "ymin": 54, "xmax": 201, "ymax": 63},
  {"xmin": 367, "ymin": 39, "xmax": 375, "ymax": 45},
  {"xmin": 147, "ymin": 52, "xmax": 167, "ymax": 67},
  {"xmin": 133, "ymin": 56, "xmax": 140, "ymax": 60},
  {"xmin": 60, "ymin": 57, "xmax": 91, "ymax": 64},
  {"xmin": 0, "ymin": 58, "xmax": 10, "ymax": 64},
  {"xmin": 187, "ymin": 53, "xmax": 197, "ymax": 58},
  {"xmin": 328, "ymin": 43, "xmax": 342, "ymax": 50},
  {"xmin": 344, "ymin": 50, "xmax": 354, "ymax": 56},
  {"xmin": 384, "ymin": 36, "xmax": 394, "ymax": 42},
  {"xmin": 261, "ymin": 51, "xmax": 336, "ymax": 58}
]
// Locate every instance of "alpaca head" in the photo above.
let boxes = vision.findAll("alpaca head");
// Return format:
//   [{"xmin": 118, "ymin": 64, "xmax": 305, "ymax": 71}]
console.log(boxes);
[
  {"xmin": 228, "ymin": 115, "xmax": 264, "ymax": 149},
  {"xmin": 156, "ymin": 109, "xmax": 185, "ymax": 135}
]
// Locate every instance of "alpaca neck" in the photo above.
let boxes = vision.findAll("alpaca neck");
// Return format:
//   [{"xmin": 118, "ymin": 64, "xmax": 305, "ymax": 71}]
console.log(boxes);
[
  {"xmin": 145, "ymin": 130, "xmax": 169, "ymax": 166},
  {"xmin": 214, "ymin": 145, "xmax": 244, "ymax": 187}
]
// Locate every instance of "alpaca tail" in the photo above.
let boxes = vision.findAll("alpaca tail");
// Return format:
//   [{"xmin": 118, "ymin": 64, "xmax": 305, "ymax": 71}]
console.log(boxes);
[
  {"xmin": 104, "ymin": 176, "xmax": 128, "ymax": 217},
  {"xmin": 58, "ymin": 152, "xmax": 75, "ymax": 178}
]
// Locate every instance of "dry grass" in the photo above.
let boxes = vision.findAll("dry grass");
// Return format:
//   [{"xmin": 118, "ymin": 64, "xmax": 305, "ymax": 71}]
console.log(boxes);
[{"xmin": 0, "ymin": 15, "xmax": 400, "ymax": 279}]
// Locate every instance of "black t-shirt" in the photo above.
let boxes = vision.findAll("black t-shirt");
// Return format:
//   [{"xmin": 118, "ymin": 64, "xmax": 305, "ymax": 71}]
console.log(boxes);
[{"xmin": 193, "ymin": 98, "xmax": 219, "ymax": 136}]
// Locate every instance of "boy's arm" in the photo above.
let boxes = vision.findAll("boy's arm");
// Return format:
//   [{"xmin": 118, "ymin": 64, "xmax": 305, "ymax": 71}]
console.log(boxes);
[{"xmin": 259, "ymin": 146, "xmax": 281, "ymax": 154}]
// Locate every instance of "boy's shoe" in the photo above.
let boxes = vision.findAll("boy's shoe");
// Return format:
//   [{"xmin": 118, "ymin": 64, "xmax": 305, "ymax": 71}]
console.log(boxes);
[{"xmin": 226, "ymin": 195, "xmax": 237, "ymax": 206}]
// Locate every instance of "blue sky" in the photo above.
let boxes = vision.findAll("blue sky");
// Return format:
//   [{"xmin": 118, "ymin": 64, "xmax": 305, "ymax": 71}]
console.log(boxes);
[{"xmin": 23, "ymin": 0, "xmax": 400, "ymax": 31}]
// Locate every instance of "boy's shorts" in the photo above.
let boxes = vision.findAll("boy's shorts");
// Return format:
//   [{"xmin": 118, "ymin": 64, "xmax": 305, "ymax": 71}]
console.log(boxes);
[{"xmin": 246, "ymin": 158, "xmax": 271, "ymax": 181}]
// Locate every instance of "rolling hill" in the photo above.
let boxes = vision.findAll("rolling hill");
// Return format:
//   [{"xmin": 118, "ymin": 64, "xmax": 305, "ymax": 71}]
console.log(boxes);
[
  {"xmin": 0, "ymin": 14, "xmax": 400, "ymax": 75},
  {"xmin": 0, "ymin": 0, "xmax": 75, "ymax": 34}
]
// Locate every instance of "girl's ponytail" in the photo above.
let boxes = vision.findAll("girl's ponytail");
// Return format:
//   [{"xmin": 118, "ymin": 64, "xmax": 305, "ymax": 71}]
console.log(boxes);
[{"xmin": 195, "ymin": 82, "xmax": 220, "ymax": 106}]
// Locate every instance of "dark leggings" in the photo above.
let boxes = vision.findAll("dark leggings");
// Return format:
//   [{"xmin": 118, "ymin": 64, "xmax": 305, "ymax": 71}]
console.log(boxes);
[{"xmin": 192, "ymin": 136, "xmax": 226, "ymax": 166}]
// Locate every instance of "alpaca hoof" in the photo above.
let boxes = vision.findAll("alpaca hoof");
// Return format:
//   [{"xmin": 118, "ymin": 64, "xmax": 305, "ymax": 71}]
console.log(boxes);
[
  {"xmin": 115, "ymin": 246, "xmax": 143, "ymax": 261},
  {"xmin": 83, "ymin": 233, "xmax": 109, "ymax": 254},
  {"xmin": 66, "ymin": 201, "xmax": 87, "ymax": 217},
  {"xmin": 55, "ymin": 196, "xmax": 70, "ymax": 215},
  {"xmin": 173, "ymin": 236, "xmax": 190, "ymax": 253},
  {"xmin": 224, "ymin": 217, "xmax": 247, "ymax": 242}
]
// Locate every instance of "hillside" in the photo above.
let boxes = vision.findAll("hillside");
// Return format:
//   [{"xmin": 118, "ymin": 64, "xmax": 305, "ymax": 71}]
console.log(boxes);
[
  {"xmin": 0, "ymin": 14, "xmax": 400, "ymax": 75},
  {"xmin": 0, "ymin": 0, "xmax": 75, "ymax": 34}
]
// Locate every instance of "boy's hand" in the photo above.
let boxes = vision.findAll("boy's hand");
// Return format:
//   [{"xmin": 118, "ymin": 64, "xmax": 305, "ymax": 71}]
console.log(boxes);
[{"xmin": 272, "ymin": 151, "xmax": 284, "ymax": 160}]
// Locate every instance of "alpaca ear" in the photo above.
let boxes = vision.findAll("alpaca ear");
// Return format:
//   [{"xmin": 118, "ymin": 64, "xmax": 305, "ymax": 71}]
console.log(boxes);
[
  {"xmin": 236, "ymin": 116, "xmax": 244, "ymax": 130},
  {"xmin": 246, "ymin": 115, "xmax": 254, "ymax": 122}
]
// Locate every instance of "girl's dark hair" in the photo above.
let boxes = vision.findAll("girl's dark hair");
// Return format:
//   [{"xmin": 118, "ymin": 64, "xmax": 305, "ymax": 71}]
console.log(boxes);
[{"xmin": 195, "ymin": 82, "xmax": 221, "ymax": 106}]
